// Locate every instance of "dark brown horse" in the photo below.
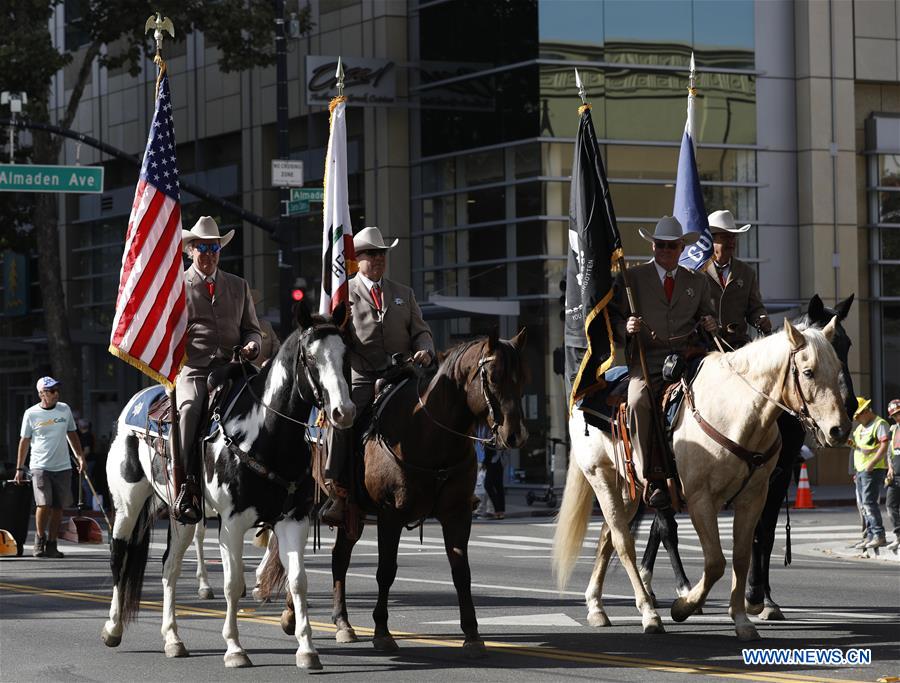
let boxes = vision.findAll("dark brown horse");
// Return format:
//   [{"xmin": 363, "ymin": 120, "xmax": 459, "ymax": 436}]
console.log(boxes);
[{"xmin": 267, "ymin": 330, "xmax": 528, "ymax": 655}]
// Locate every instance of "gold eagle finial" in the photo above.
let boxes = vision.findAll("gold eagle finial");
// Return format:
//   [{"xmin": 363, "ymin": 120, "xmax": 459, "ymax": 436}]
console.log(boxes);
[{"xmin": 145, "ymin": 14, "xmax": 175, "ymax": 55}]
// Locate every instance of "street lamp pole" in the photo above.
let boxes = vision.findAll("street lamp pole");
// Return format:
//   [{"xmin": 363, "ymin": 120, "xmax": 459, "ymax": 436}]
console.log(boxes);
[{"xmin": 275, "ymin": 0, "xmax": 295, "ymax": 337}]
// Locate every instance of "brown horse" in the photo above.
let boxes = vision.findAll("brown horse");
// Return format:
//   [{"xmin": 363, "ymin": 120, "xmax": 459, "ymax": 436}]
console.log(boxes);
[{"xmin": 267, "ymin": 330, "xmax": 528, "ymax": 655}]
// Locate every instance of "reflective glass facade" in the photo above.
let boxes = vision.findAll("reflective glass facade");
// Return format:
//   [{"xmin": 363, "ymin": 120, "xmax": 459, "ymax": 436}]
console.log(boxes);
[{"xmin": 412, "ymin": 0, "xmax": 758, "ymax": 481}]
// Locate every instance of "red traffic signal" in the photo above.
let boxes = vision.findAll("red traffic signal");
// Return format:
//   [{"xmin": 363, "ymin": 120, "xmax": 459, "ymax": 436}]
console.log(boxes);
[{"xmin": 291, "ymin": 288, "xmax": 305, "ymax": 302}]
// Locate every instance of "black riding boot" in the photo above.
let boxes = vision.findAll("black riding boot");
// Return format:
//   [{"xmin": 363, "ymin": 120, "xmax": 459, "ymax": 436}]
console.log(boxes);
[{"xmin": 174, "ymin": 475, "xmax": 203, "ymax": 525}]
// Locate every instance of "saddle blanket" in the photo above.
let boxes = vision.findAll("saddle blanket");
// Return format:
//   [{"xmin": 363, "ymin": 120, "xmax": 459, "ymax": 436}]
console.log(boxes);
[
  {"xmin": 123, "ymin": 385, "xmax": 171, "ymax": 438},
  {"xmin": 574, "ymin": 366, "xmax": 689, "ymax": 434}
]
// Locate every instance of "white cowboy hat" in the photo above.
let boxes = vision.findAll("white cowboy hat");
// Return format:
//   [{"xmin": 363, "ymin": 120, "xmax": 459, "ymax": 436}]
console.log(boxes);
[
  {"xmin": 182, "ymin": 216, "xmax": 235, "ymax": 249},
  {"xmin": 353, "ymin": 226, "xmax": 398, "ymax": 253},
  {"xmin": 707, "ymin": 209, "xmax": 751, "ymax": 234},
  {"xmin": 638, "ymin": 215, "xmax": 699, "ymax": 245}
]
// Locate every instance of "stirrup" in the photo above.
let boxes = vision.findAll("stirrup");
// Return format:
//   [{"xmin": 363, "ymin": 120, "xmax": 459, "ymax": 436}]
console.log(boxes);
[
  {"xmin": 645, "ymin": 483, "xmax": 671, "ymax": 510},
  {"xmin": 319, "ymin": 495, "xmax": 346, "ymax": 526},
  {"xmin": 174, "ymin": 480, "xmax": 202, "ymax": 525}
]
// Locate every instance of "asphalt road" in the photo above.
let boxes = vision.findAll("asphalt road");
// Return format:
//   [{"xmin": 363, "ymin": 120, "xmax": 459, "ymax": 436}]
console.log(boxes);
[{"xmin": 1, "ymin": 507, "xmax": 898, "ymax": 682}]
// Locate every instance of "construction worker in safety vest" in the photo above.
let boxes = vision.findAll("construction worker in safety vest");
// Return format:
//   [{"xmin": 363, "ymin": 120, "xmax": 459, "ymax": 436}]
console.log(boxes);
[{"xmin": 850, "ymin": 397, "xmax": 890, "ymax": 549}]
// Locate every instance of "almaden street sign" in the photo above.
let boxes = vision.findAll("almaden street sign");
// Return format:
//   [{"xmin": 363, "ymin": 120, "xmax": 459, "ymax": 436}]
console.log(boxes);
[{"xmin": 0, "ymin": 164, "xmax": 104, "ymax": 194}]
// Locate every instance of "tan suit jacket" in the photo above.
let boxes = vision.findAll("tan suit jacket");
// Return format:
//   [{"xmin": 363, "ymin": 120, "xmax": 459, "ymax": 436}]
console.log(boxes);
[
  {"xmin": 183, "ymin": 266, "xmax": 262, "ymax": 369},
  {"xmin": 612, "ymin": 262, "xmax": 714, "ymax": 379},
  {"xmin": 347, "ymin": 275, "xmax": 434, "ymax": 396},
  {"xmin": 705, "ymin": 258, "xmax": 767, "ymax": 347}
]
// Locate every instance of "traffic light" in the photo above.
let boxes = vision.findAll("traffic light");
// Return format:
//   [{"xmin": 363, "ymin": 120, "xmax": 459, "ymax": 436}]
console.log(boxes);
[
  {"xmin": 291, "ymin": 277, "xmax": 308, "ymax": 303},
  {"xmin": 552, "ymin": 346, "xmax": 565, "ymax": 376},
  {"xmin": 558, "ymin": 279, "xmax": 566, "ymax": 322}
]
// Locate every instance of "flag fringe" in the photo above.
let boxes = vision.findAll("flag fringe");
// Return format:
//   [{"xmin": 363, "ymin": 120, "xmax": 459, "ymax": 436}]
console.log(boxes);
[
  {"xmin": 568, "ymin": 248, "xmax": 623, "ymax": 415},
  {"xmin": 108, "ymin": 343, "xmax": 183, "ymax": 391},
  {"xmin": 578, "ymin": 104, "xmax": 592, "ymax": 115}
]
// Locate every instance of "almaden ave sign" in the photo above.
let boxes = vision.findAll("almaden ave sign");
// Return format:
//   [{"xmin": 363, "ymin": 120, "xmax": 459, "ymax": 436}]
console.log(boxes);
[{"xmin": 0, "ymin": 164, "xmax": 104, "ymax": 193}]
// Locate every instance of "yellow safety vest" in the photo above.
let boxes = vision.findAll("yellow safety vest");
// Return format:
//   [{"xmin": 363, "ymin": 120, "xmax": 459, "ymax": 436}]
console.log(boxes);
[{"xmin": 853, "ymin": 417, "xmax": 890, "ymax": 472}]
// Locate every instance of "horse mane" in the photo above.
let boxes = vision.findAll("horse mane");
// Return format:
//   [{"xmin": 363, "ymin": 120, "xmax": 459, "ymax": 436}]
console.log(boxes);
[
  {"xmin": 434, "ymin": 335, "xmax": 522, "ymax": 384},
  {"xmin": 720, "ymin": 326, "xmax": 839, "ymax": 378}
]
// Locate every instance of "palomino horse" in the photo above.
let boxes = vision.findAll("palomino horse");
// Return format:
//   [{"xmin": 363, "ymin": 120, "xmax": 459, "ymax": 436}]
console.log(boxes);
[
  {"xmin": 101, "ymin": 304, "xmax": 354, "ymax": 669},
  {"xmin": 267, "ymin": 330, "xmax": 529, "ymax": 654},
  {"xmin": 637, "ymin": 295, "xmax": 857, "ymax": 621},
  {"xmin": 552, "ymin": 318, "xmax": 850, "ymax": 640}
]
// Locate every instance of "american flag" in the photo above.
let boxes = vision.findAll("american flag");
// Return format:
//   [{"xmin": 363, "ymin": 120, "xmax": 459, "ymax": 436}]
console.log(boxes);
[{"xmin": 108, "ymin": 68, "xmax": 186, "ymax": 388}]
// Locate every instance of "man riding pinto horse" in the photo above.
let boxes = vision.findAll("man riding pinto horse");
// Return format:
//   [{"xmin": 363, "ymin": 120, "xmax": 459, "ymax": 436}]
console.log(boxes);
[{"xmin": 174, "ymin": 216, "xmax": 262, "ymax": 524}]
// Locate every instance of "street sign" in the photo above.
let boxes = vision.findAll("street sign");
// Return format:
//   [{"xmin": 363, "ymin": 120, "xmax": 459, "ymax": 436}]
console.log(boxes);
[
  {"xmin": 290, "ymin": 187, "xmax": 323, "ymax": 202},
  {"xmin": 282, "ymin": 187, "xmax": 324, "ymax": 216},
  {"xmin": 271, "ymin": 159, "xmax": 304, "ymax": 187},
  {"xmin": 0, "ymin": 164, "xmax": 104, "ymax": 194}
]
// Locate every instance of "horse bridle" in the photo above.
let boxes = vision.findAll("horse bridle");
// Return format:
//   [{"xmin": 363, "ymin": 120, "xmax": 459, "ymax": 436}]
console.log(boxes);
[
  {"xmin": 232, "ymin": 323, "xmax": 343, "ymax": 430},
  {"xmin": 415, "ymin": 350, "xmax": 502, "ymax": 446},
  {"xmin": 720, "ymin": 338, "xmax": 823, "ymax": 444}
]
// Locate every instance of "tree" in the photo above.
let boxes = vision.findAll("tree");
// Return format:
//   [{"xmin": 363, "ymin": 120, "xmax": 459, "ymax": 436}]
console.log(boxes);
[{"xmin": 0, "ymin": 0, "xmax": 311, "ymax": 410}]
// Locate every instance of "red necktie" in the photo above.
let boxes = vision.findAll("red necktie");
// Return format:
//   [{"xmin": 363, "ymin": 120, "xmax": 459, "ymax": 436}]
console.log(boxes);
[
  {"xmin": 206, "ymin": 279, "xmax": 215, "ymax": 298},
  {"xmin": 664, "ymin": 274, "xmax": 674, "ymax": 303},
  {"xmin": 371, "ymin": 283, "xmax": 382, "ymax": 310}
]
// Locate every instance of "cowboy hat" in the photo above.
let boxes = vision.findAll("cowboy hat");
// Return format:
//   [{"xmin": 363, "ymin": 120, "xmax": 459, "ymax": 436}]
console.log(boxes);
[
  {"xmin": 638, "ymin": 215, "xmax": 699, "ymax": 245},
  {"xmin": 182, "ymin": 216, "xmax": 234, "ymax": 250},
  {"xmin": 853, "ymin": 396, "xmax": 872, "ymax": 419},
  {"xmin": 708, "ymin": 209, "xmax": 751, "ymax": 234},
  {"xmin": 353, "ymin": 226, "xmax": 398, "ymax": 253}
]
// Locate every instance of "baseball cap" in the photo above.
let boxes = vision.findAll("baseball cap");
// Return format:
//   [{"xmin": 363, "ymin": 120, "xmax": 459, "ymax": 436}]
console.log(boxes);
[{"xmin": 36, "ymin": 376, "xmax": 60, "ymax": 392}]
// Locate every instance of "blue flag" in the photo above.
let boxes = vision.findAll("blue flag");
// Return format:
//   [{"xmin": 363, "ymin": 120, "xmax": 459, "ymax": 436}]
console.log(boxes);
[{"xmin": 674, "ymin": 131, "xmax": 713, "ymax": 270}]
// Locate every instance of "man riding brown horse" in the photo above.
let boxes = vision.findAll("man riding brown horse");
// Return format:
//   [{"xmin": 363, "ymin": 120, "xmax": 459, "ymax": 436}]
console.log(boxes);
[{"xmin": 320, "ymin": 226, "xmax": 435, "ymax": 526}]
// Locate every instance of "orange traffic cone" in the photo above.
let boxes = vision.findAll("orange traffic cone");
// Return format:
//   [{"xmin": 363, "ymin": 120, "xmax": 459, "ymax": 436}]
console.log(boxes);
[{"xmin": 793, "ymin": 462, "xmax": 815, "ymax": 509}]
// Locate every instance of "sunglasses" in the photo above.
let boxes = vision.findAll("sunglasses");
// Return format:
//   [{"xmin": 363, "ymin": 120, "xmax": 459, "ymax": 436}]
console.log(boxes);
[
  {"xmin": 654, "ymin": 241, "xmax": 682, "ymax": 250},
  {"xmin": 194, "ymin": 243, "xmax": 221, "ymax": 254},
  {"xmin": 42, "ymin": 388, "xmax": 59, "ymax": 394}
]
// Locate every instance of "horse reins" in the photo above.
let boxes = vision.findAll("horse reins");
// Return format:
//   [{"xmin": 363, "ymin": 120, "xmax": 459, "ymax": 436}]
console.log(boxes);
[{"xmin": 414, "ymin": 350, "xmax": 502, "ymax": 446}]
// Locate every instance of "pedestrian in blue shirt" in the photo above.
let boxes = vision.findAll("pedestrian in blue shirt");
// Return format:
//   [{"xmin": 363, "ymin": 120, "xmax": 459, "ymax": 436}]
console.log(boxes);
[{"xmin": 14, "ymin": 377, "xmax": 85, "ymax": 558}]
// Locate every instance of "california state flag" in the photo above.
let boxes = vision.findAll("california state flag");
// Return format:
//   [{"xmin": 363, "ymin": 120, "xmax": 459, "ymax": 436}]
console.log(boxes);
[{"xmin": 319, "ymin": 96, "xmax": 356, "ymax": 315}]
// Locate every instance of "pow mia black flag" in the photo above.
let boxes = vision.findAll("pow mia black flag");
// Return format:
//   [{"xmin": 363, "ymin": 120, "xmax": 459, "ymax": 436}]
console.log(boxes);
[{"xmin": 564, "ymin": 104, "xmax": 623, "ymax": 412}]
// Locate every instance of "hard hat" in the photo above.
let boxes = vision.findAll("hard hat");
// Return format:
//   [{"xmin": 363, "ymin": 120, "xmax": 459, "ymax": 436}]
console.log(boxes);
[
  {"xmin": 888, "ymin": 399, "xmax": 900, "ymax": 417},
  {"xmin": 853, "ymin": 396, "xmax": 872, "ymax": 419},
  {"xmin": 0, "ymin": 529, "xmax": 18, "ymax": 557}
]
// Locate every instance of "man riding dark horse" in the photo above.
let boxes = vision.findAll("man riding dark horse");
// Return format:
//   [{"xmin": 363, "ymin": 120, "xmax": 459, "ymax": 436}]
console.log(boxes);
[
  {"xmin": 320, "ymin": 226, "xmax": 435, "ymax": 527},
  {"xmin": 173, "ymin": 216, "xmax": 262, "ymax": 524}
]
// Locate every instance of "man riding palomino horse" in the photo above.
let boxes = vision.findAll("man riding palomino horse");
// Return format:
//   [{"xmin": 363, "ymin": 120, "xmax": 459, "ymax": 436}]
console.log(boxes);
[
  {"xmin": 174, "ymin": 216, "xmax": 262, "ymax": 524},
  {"xmin": 611, "ymin": 215, "xmax": 718, "ymax": 509},
  {"xmin": 320, "ymin": 226, "xmax": 435, "ymax": 527}
]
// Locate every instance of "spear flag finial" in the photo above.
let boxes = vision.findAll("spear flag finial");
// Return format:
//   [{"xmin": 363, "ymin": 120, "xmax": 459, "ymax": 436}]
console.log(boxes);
[
  {"xmin": 575, "ymin": 68, "xmax": 587, "ymax": 105},
  {"xmin": 336, "ymin": 56, "xmax": 345, "ymax": 97}
]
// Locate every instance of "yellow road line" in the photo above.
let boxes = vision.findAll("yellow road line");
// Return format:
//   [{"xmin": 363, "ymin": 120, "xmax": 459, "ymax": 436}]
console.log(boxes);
[{"xmin": 0, "ymin": 582, "xmax": 866, "ymax": 682}]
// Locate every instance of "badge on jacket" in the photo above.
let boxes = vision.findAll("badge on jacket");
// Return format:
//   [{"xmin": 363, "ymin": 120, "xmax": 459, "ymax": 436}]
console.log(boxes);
[
  {"xmin": 735, "ymin": 279, "xmax": 744, "ymax": 288},
  {"xmin": 393, "ymin": 297, "xmax": 404, "ymax": 306},
  {"xmin": 685, "ymin": 287, "xmax": 694, "ymax": 298}
]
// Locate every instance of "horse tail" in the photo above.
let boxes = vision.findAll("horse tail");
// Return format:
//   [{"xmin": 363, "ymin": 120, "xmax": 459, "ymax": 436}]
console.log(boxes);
[
  {"xmin": 114, "ymin": 496, "xmax": 154, "ymax": 624},
  {"xmin": 552, "ymin": 453, "xmax": 594, "ymax": 591},
  {"xmin": 252, "ymin": 527, "xmax": 271, "ymax": 549},
  {"xmin": 255, "ymin": 533, "xmax": 285, "ymax": 601}
]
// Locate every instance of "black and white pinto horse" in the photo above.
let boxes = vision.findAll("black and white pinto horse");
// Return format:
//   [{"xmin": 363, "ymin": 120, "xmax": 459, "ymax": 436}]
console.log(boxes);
[
  {"xmin": 638, "ymin": 295, "xmax": 856, "ymax": 619},
  {"xmin": 101, "ymin": 304, "xmax": 354, "ymax": 670}
]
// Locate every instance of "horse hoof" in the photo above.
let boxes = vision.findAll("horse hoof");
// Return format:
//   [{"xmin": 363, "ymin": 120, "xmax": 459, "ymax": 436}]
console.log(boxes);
[
  {"xmin": 463, "ymin": 639, "xmax": 487, "ymax": 658},
  {"xmin": 101, "ymin": 626, "xmax": 121, "ymax": 648},
  {"xmin": 224, "ymin": 652, "xmax": 253, "ymax": 668},
  {"xmin": 280, "ymin": 609, "xmax": 296, "ymax": 636},
  {"xmin": 642, "ymin": 617, "xmax": 665, "ymax": 634},
  {"xmin": 694, "ymin": 606, "xmax": 703, "ymax": 615},
  {"xmin": 165, "ymin": 642, "xmax": 189, "ymax": 658},
  {"xmin": 335, "ymin": 628, "xmax": 358, "ymax": 643},
  {"xmin": 296, "ymin": 652, "xmax": 323, "ymax": 669},
  {"xmin": 736, "ymin": 625, "xmax": 761, "ymax": 641},
  {"xmin": 760, "ymin": 605, "xmax": 785, "ymax": 621},
  {"xmin": 671, "ymin": 597, "xmax": 693, "ymax": 623},
  {"xmin": 373, "ymin": 635, "xmax": 399, "ymax": 652},
  {"xmin": 745, "ymin": 600, "xmax": 764, "ymax": 616},
  {"xmin": 198, "ymin": 587, "xmax": 214, "ymax": 600},
  {"xmin": 587, "ymin": 611, "xmax": 611, "ymax": 627}
]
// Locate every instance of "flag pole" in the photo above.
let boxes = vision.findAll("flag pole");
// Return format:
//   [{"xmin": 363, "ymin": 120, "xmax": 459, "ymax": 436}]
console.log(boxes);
[
  {"xmin": 574, "ymin": 71, "xmax": 674, "ymax": 488},
  {"xmin": 145, "ymin": 14, "xmax": 184, "ymax": 502}
]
